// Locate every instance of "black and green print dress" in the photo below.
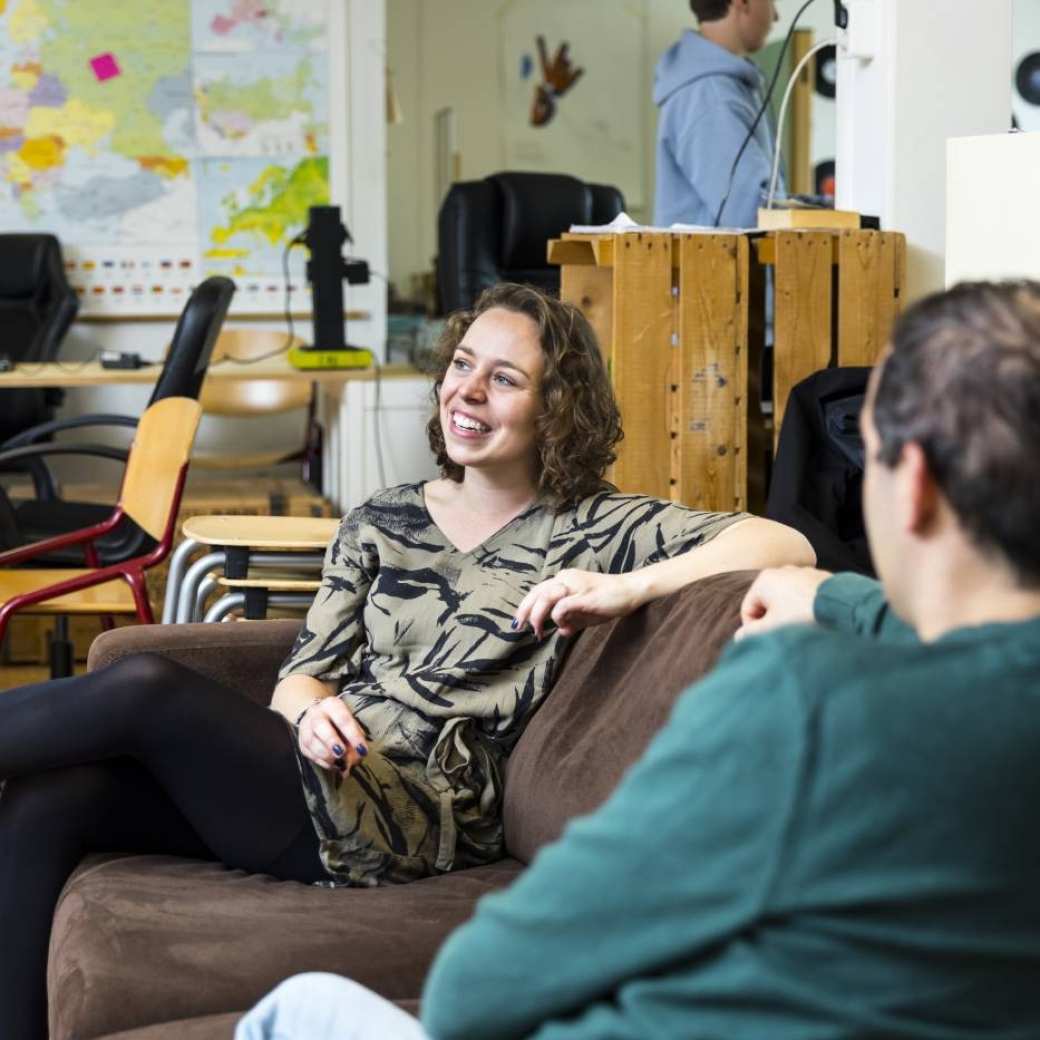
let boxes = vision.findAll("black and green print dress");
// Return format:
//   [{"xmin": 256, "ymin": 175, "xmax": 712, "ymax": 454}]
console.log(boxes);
[{"xmin": 279, "ymin": 481, "xmax": 748, "ymax": 886}]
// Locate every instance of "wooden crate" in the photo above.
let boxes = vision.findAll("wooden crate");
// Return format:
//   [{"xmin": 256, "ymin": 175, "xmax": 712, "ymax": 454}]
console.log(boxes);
[{"xmin": 549, "ymin": 227, "xmax": 906, "ymax": 513}]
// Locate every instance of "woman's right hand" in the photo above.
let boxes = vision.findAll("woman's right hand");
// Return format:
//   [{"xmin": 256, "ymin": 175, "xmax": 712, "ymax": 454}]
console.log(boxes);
[{"xmin": 297, "ymin": 696, "xmax": 369, "ymax": 775}]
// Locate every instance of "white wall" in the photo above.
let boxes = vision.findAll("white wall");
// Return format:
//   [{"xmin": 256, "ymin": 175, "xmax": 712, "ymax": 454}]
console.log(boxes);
[
  {"xmin": 386, "ymin": 0, "xmax": 841, "ymax": 295},
  {"xmin": 836, "ymin": 0, "xmax": 1013, "ymax": 301},
  {"xmin": 387, "ymin": 0, "xmax": 695, "ymax": 295},
  {"xmin": 946, "ymin": 131, "xmax": 1040, "ymax": 286}
]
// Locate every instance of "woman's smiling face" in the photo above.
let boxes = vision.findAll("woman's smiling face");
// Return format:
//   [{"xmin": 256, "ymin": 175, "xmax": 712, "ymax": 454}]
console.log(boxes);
[{"xmin": 438, "ymin": 306, "xmax": 545, "ymax": 482}]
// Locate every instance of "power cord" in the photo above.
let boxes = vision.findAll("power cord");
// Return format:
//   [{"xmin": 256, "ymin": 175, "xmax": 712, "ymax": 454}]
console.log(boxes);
[
  {"xmin": 765, "ymin": 38, "xmax": 837, "ymax": 210},
  {"xmin": 9, "ymin": 349, "xmax": 154, "ymax": 376},
  {"xmin": 211, "ymin": 231, "xmax": 308, "ymax": 367},
  {"xmin": 372, "ymin": 359, "xmax": 387, "ymax": 489},
  {"xmin": 712, "ymin": 0, "xmax": 819, "ymax": 227}
]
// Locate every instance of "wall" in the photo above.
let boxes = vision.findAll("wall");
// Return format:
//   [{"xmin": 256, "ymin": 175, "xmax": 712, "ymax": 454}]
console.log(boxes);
[
  {"xmin": 946, "ymin": 131, "xmax": 1040, "ymax": 286},
  {"xmin": 45, "ymin": 0, "xmax": 390, "ymax": 510},
  {"xmin": 836, "ymin": 0, "xmax": 1014, "ymax": 300},
  {"xmin": 386, "ymin": 0, "xmax": 691, "ymax": 296},
  {"xmin": 386, "ymin": 0, "xmax": 841, "ymax": 296}
]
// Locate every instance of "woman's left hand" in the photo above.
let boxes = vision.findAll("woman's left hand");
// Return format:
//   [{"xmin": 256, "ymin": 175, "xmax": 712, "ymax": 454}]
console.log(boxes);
[{"xmin": 513, "ymin": 569, "xmax": 641, "ymax": 639}]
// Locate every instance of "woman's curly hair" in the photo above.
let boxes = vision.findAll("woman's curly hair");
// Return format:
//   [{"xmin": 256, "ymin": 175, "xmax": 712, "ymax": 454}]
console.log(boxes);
[{"xmin": 426, "ymin": 283, "xmax": 623, "ymax": 509}]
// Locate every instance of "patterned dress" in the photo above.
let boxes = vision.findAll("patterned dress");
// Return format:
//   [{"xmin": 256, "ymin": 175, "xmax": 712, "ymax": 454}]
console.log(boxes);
[{"xmin": 279, "ymin": 482, "xmax": 748, "ymax": 886}]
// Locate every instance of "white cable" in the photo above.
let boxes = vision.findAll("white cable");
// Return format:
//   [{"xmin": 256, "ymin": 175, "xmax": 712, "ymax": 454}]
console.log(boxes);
[{"xmin": 766, "ymin": 39, "xmax": 837, "ymax": 211}]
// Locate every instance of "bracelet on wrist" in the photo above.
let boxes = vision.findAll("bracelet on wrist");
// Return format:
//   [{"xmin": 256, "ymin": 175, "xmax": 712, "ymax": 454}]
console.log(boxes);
[{"xmin": 293, "ymin": 697, "xmax": 324, "ymax": 727}]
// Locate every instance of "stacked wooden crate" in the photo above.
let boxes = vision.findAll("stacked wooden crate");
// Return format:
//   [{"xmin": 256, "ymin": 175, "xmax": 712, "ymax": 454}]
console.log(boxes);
[{"xmin": 549, "ymin": 227, "xmax": 906, "ymax": 514}]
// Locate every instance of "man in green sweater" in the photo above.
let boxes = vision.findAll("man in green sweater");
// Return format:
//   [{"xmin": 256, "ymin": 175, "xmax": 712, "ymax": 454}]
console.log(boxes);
[{"xmin": 236, "ymin": 279, "xmax": 1040, "ymax": 1039}]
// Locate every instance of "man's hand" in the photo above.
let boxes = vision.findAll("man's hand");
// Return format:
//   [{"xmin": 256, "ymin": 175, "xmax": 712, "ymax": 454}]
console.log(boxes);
[
  {"xmin": 513, "ymin": 569, "xmax": 639, "ymax": 639},
  {"xmin": 298, "ymin": 697, "xmax": 368, "ymax": 776},
  {"xmin": 736, "ymin": 566, "xmax": 833, "ymax": 641}
]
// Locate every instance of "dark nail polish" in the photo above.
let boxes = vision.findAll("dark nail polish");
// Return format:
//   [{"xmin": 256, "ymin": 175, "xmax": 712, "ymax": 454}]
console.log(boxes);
[
  {"xmin": 356, "ymin": 743, "xmax": 368, "ymax": 758},
  {"xmin": 334, "ymin": 756, "xmax": 346, "ymax": 771},
  {"xmin": 510, "ymin": 618, "xmax": 518, "ymax": 629},
  {"xmin": 332, "ymin": 743, "xmax": 345, "ymax": 757}
]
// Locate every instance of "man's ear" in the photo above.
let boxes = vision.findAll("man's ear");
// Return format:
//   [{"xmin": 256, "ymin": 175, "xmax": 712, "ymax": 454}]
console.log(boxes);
[{"xmin": 900, "ymin": 441, "xmax": 940, "ymax": 535}]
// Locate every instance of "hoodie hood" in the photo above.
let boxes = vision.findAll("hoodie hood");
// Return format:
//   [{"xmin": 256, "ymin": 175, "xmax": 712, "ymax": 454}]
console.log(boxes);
[{"xmin": 653, "ymin": 29, "xmax": 761, "ymax": 108}]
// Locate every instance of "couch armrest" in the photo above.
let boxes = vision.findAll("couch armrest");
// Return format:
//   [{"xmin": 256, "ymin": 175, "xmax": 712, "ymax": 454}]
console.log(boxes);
[{"xmin": 87, "ymin": 620, "xmax": 301, "ymax": 704}]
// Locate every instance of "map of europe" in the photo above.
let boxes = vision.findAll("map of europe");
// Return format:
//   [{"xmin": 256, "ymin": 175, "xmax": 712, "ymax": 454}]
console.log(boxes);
[{"xmin": 0, "ymin": 0, "xmax": 329, "ymax": 314}]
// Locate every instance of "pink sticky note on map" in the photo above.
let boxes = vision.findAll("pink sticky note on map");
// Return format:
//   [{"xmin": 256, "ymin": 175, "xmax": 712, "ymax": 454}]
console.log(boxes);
[{"xmin": 90, "ymin": 53, "xmax": 121, "ymax": 82}]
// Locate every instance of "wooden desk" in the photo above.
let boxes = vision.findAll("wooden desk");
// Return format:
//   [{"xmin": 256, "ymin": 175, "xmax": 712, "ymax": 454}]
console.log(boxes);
[
  {"xmin": 169, "ymin": 514, "xmax": 337, "ymax": 622},
  {"xmin": 0, "ymin": 360, "xmax": 425, "ymax": 513},
  {"xmin": 0, "ymin": 358, "xmax": 417, "ymax": 388},
  {"xmin": 181, "ymin": 514, "xmax": 338, "ymax": 550}
]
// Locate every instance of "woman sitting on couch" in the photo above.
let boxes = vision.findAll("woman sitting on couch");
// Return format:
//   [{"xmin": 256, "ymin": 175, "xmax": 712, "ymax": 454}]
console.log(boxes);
[{"xmin": 0, "ymin": 282, "xmax": 812, "ymax": 1040}]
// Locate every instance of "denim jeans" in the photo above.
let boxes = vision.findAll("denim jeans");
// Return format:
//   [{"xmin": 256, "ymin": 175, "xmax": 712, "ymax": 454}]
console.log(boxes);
[{"xmin": 235, "ymin": 973, "xmax": 432, "ymax": 1040}]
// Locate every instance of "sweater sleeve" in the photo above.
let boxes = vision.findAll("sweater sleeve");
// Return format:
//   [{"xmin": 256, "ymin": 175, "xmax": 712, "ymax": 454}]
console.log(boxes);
[
  {"xmin": 813, "ymin": 572, "xmax": 916, "ymax": 642},
  {"xmin": 420, "ymin": 636, "xmax": 808, "ymax": 1040},
  {"xmin": 669, "ymin": 89, "xmax": 771, "ymax": 229}
]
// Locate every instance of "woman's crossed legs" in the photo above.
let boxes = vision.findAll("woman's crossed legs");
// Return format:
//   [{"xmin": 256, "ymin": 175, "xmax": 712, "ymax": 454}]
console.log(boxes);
[{"xmin": 0, "ymin": 653, "xmax": 324, "ymax": 1040}]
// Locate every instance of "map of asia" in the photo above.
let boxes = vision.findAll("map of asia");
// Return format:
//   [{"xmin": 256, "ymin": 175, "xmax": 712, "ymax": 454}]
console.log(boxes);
[{"xmin": 0, "ymin": 0, "xmax": 330, "ymax": 315}]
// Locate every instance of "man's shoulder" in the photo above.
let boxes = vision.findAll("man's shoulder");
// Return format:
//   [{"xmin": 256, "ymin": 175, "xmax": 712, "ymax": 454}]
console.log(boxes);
[{"xmin": 716, "ymin": 622, "xmax": 915, "ymax": 709}]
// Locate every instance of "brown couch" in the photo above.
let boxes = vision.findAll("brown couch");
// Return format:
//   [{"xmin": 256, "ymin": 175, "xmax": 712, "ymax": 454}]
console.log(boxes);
[{"xmin": 48, "ymin": 570, "xmax": 756, "ymax": 1039}]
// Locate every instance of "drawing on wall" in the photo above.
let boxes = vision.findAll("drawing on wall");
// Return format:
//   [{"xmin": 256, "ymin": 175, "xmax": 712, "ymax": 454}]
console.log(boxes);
[
  {"xmin": 500, "ymin": 0, "xmax": 644, "ymax": 209},
  {"xmin": 0, "ymin": 0, "xmax": 330, "ymax": 316},
  {"xmin": 529, "ymin": 36, "xmax": 584, "ymax": 128}
]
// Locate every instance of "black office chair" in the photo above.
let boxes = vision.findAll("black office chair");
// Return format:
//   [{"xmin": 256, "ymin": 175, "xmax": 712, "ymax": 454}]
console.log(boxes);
[
  {"xmin": 0, "ymin": 233, "xmax": 79, "ymax": 443},
  {"xmin": 436, "ymin": 172, "xmax": 625, "ymax": 314},
  {"xmin": 0, "ymin": 276, "xmax": 236, "ymax": 567}
]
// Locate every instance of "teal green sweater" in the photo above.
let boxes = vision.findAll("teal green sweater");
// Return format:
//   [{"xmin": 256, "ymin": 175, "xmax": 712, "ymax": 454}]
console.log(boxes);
[{"xmin": 420, "ymin": 575, "xmax": 1040, "ymax": 1039}]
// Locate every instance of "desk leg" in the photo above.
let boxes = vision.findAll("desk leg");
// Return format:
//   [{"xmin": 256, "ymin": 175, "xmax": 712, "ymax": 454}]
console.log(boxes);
[
  {"xmin": 319, "ymin": 383, "xmax": 347, "ymax": 513},
  {"xmin": 162, "ymin": 537, "xmax": 200, "ymax": 624}
]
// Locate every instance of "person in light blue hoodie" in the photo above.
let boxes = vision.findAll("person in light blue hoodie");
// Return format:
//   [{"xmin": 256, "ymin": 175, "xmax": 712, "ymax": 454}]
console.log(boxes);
[{"xmin": 654, "ymin": 0, "xmax": 780, "ymax": 228}]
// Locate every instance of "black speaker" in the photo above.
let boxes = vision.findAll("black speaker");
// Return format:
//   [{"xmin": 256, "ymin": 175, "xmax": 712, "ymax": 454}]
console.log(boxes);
[
  {"xmin": 815, "ymin": 44, "xmax": 837, "ymax": 99},
  {"xmin": 306, "ymin": 205, "xmax": 349, "ymax": 352},
  {"xmin": 1016, "ymin": 51, "xmax": 1040, "ymax": 107}
]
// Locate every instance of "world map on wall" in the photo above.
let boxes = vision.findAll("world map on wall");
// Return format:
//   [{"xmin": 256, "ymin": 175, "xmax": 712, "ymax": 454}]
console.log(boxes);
[{"xmin": 0, "ymin": 0, "xmax": 329, "ymax": 314}]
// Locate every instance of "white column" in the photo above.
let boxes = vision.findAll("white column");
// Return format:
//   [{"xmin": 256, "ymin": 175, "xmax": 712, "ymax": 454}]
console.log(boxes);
[
  {"xmin": 324, "ymin": 0, "xmax": 388, "ymax": 511},
  {"xmin": 835, "ymin": 0, "xmax": 1012, "ymax": 301}
]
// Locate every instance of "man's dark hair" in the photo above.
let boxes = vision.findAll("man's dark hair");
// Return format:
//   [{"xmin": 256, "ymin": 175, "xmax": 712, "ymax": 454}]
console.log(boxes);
[
  {"xmin": 872, "ymin": 280, "xmax": 1040, "ymax": 585},
  {"xmin": 690, "ymin": 0, "xmax": 733, "ymax": 22}
]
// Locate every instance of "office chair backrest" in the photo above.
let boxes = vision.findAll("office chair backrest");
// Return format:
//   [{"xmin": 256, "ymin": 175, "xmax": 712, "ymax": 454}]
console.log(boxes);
[
  {"xmin": 120, "ymin": 397, "xmax": 203, "ymax": 540},
  {"xmin": 0, "ymin": 233, "xmax": 80, "ymax": 443},
  {"xmin": 0, "ymin": 233, "xmax": 79, "ymax": 363},
  {"xmin": 148, "ymin": 276, "xmax": 236, "ymax": 405},
  {"xmin": 437, "ymin": 172, "xmax": 625, "ymax": 313}
]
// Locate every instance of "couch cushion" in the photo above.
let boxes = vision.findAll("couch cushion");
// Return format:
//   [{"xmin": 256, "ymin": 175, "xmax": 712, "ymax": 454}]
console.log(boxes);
[
  {"xmin": 503, "ymin": 570, "xmax": 755, "ymax": 863},
  {"xmin": 87, "ymin": 619, "xmax": 302, "ymax": 703},
  {"xmin": 49, "ymin": 854, "xmax": 521, "ymax": 1040},
  {"xmin": 100, "ymin": 1012, "xmax": 241, "ymax": 1040}
]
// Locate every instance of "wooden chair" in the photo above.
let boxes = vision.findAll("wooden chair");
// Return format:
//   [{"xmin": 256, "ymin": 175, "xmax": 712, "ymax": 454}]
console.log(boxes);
[
  {"xmin": 0, "ymin": 397, "xmax": 203, "ymax": 674},
  {"xmin": 194, "ymin": 329, "xmax": 320, "ymax": 484}
]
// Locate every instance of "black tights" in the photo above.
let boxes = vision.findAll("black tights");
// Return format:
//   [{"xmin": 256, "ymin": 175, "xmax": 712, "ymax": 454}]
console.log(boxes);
[{"xmin": 0, "ymin": 654, "xmax": 325, "ymax": 1040}]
